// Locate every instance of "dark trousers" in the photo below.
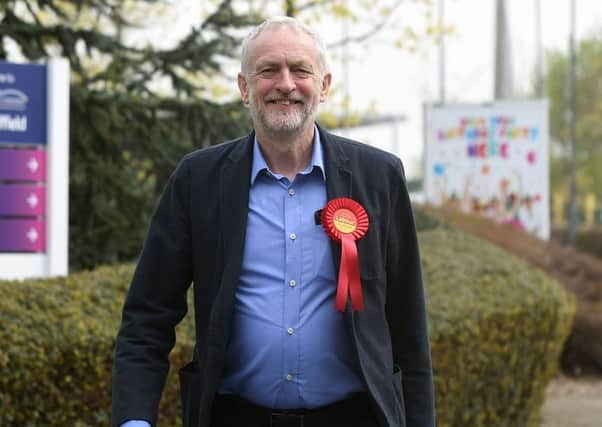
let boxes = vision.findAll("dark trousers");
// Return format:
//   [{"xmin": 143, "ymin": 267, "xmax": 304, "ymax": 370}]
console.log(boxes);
[{"xmin": 210, "ymin": 393, "xmax": 379, "ymax": 427}]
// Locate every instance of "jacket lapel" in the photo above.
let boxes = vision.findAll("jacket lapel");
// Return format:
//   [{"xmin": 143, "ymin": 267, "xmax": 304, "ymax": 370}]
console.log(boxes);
[
  {"xmin": 319, "ymin": 126, "xmax": 363, "ymax": 340},
  {"xmin": 319, "ymin": 125, "xmax": 352, "ymax": 274}
]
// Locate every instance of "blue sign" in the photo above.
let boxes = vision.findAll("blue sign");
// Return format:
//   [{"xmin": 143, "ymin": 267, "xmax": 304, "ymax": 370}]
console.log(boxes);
[{"xmin": 0, "ymin": 61, "xmax": 47, "ymax": 145}]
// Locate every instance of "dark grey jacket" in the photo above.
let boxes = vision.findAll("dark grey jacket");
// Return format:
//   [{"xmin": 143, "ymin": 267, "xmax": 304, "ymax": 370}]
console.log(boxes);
[{"xmin": 111, "ymin": 125, "xmax": 435, "ymax": 427}]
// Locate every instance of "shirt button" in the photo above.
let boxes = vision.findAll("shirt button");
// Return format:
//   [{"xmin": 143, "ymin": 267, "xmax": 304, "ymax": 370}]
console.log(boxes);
[
  {"xmin": 289, "ymin": 279, "xmax": 296, "ymax": 287},
  {"xmin": 286, "ymin": 374, "xmax": 293, "ymax": 381},
  {"xmin": 288, "ymin": 188, "xmax": 295, "ymax": 196},
  {"xmin": 289, "ymin": 233, "xmax": 297, "ymax": 240},
  {"xmin": 287, "ymin": 327, "xmax": 294, "ymax": 335}
]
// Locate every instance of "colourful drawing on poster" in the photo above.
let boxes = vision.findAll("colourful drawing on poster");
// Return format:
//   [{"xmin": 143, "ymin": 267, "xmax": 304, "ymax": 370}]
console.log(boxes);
[
  {"xmin": 425, "ymin": 102, "xmax": 549, "ymax": 239},
  {"xmin": 432, "ymin": 171, "xmax": 543, "ymax": 234}
]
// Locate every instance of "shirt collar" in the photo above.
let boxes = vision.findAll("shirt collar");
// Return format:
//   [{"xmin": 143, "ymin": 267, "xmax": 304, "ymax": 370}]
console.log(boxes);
[{"xmin": 250, "ymin": 125, "xmax": 326, "ymax": 184}]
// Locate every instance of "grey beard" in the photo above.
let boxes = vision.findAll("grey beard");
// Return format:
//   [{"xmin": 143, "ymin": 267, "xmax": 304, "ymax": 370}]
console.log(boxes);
[{"xmin": 250, "ymin": 99, "xmax": 319, "ymax": 138}]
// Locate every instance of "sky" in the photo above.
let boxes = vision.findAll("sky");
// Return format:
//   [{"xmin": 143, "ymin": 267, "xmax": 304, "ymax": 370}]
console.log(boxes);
[
  {"xmin": 333, "ymin": 0, "xmax": 602, "ymax": 178},
  {"xmin": 130, "ymin": 0, "xmax": 602, "ymax": 179}
]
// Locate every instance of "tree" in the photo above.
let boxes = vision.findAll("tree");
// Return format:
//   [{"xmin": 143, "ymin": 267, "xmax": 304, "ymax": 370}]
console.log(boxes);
[
  {"xmin": 240, "ymin": 0, "xmax": 438, "ymax": 48},
  {"xmin": 542, "ymin": 31, "xmax": 602, "ymax": 219},
  {"xmin": 1, "ymin": 0, "xmax": 440, "ymax": 268},
  {"xmin": 1, "ymin": 0, "xmax": 257, "ymax": 269}
]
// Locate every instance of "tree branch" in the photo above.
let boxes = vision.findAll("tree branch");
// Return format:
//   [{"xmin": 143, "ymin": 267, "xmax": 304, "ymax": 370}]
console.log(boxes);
[
  {"xmin": 295, "ymin": 0, "xmax": 338, "ymax": 13},
  {"xmin": 326, "ymin": 0, "xmax": 405, "ymax": 49}
]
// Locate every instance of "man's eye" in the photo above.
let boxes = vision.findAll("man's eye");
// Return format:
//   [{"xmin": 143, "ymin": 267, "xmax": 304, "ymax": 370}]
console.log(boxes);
[
  {"xmin": 293, "ymin": 69, "xmax": 311, "ymax": 77},
  {"xmin": 259, "ymin": 69, "xmax": 277, "ymax": 77}
]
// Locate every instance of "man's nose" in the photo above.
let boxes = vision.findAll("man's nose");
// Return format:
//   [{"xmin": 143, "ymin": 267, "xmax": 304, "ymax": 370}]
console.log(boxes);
[{"xmin": 275, "ymin": 69, "xmax": 296, "ymax": 93}]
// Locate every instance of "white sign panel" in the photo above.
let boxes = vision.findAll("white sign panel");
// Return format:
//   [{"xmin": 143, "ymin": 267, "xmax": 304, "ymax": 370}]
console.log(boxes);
[{"xmin": 424, "ymin": 101, "xmax": 549, "ymax": 239}]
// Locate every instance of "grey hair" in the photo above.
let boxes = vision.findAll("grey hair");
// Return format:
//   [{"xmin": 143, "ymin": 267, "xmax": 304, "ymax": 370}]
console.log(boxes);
[{"xmin": 240, "ymin": 16, "xmax": 329, "ymax": 77}]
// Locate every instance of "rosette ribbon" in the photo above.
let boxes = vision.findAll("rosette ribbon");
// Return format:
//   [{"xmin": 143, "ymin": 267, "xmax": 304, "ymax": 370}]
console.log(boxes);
[{"xmin": 321, "ymin": 198, "xmax": 369, "ymax": 311}]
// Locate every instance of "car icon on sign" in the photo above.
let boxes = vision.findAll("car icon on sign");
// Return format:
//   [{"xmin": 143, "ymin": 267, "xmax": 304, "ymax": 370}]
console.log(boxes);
[{"xmin": 0, "ymin": 88, "xmax": 28, "ymax": 111}]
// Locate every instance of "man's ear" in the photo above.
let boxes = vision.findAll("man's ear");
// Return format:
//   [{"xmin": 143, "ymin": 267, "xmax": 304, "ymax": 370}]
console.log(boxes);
[
  {"xmin": 238, "ymin": 73, "xmax": 249, "ymax": 104},
  {"xmin": 320, "ymin": 72, "xmax": 332, "ymax": 102}
]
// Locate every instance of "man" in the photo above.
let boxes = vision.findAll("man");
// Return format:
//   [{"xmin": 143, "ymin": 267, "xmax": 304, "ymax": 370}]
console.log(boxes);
[{"xmin": 112, "ymin": 16, "xmax": 435, "ymax": 427}]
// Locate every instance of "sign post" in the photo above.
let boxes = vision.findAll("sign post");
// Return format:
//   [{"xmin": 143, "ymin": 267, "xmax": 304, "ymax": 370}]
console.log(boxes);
[{"xmin": 0, "ymin": 58, "xmax": 69, "ymax": 280}]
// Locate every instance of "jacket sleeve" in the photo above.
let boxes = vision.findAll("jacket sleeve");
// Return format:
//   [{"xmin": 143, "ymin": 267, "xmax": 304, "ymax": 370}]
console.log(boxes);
[
  {"xmin": 111, "ymin": 159, "xmax": 193, "ymax": 427},
  {"xmin": 385, "ymin": 158, "xmax": 436, "ymax": 427}
]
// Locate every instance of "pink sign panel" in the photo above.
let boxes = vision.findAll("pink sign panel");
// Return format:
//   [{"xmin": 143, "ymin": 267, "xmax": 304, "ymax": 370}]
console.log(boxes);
[
  {"xmin": 0, "ymin": 184, "xmax": 46, "ymax": 216},
  {"xmin": 0, "ymin": 219, "xmax": 46, "ymax": 252},
  {"xmin": 0, "ymin": 148, "xmax": 46, "ymax": 181}
]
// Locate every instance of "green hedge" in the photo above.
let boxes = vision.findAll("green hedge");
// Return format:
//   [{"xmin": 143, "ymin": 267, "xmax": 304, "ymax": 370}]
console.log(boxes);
[
  {"xmin": 421, "ymin": 205, "xmax": 602, "ymax": 375},
  {"xmin": 0, "ymin": 223, "xmax": 574, "ymax": 426},
  {"xmin": 0, "ymin": 265, "xmax": 194, "ymax": 426},
  {"xmin": 421, "ymin": 226, "xmax": 575, "ymax": 426}
]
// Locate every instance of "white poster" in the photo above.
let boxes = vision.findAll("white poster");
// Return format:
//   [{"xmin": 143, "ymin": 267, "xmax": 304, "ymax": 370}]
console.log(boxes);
[{"xmin": 424, "ymin": 101, "xmax": 549, "ymax": 239}]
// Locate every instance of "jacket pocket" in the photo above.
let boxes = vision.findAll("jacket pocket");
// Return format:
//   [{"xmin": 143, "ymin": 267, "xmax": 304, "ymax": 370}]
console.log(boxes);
[
  {"xmin": 358, "ymin": 221, "xmax": 385, "ymax": 280},
  {"xmin": 392, "ymin": 365, "xmax": 406, "ymax": 425},
  {"xmin": 179, "ymin": 361, "xmax": 201, "ymax": 427}
]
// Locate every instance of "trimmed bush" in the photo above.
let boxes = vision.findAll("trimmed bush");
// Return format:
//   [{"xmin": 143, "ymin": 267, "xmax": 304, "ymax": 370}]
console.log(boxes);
[
  {"xmin": 0, "ymin": 223, "xmax": 574, "ymax": 426},
  {"xmin": 423, "ymin": 205, "xmax": 602, "ymax": 375},
  {"xmin": 420, "ymin": 226, "xmax": 575, "ymax": 427},
  {"xmin": 0, "ymin": 265, "xmax": 194, "ymax": 426}
]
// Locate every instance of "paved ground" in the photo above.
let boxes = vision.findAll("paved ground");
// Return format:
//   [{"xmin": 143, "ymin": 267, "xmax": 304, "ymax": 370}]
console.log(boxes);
[{"xmin": 540, "ymin": 375, "xmax": 602, "ymax": 427}]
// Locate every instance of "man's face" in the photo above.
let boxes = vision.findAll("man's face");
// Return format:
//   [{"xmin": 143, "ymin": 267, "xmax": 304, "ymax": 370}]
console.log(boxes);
[{"xmin": 238, "ymin": 26, "xmax": 331, "ymax": 137}]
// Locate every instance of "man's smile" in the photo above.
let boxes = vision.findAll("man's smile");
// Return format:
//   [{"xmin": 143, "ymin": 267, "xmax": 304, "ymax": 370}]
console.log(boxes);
[{"xmin": 266, "ymin": 98, "xmax": 303, "ymax": 105}]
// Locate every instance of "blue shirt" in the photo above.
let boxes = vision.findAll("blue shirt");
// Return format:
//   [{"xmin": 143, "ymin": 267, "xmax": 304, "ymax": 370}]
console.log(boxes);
[
  {"xmin": 218, "ymin": 128, "xmax": 364, "ymax": 408},
  {"xmin": 121, "ymin": 127, "xmax": 364, "ymax": 426}
]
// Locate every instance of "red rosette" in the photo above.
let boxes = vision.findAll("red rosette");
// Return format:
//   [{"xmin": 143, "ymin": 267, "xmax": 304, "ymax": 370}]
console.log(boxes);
[
  {"xmin": 321, "ymin": 198, "xmax": 369, "ymax": 311},
  {"xmin": 321, "ymin": 198, "xmax": 369, "ymax": 242}
]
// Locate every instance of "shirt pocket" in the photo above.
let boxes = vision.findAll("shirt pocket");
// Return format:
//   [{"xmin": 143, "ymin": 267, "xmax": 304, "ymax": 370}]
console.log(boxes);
[{"xmin": 312, "ymin": 223, "xmax": 337, "ymax": 281}]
